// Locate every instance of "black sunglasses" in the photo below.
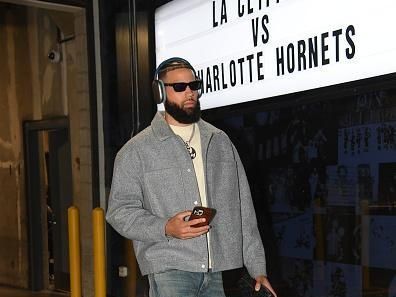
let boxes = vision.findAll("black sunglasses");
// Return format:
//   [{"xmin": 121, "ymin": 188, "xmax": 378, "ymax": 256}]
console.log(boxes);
[{"xmin": 164, "ymin": 80, "xmax": 202, "ymax": 92}]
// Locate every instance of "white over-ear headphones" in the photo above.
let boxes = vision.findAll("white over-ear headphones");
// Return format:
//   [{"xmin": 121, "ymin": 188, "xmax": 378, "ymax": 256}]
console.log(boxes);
[{"xmin": 152, "ymin": 57, "xmax": 202, "ymax": 104}]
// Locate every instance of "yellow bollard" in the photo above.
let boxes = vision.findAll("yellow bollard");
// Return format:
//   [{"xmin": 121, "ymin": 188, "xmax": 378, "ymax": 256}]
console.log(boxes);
[
  {"xmin": 68, "ymin": 206, "xmax": 82, "ymax": 297},
  {"xmin": 93, "ymin": 207, "xmax": 106, "ymax": 297}
]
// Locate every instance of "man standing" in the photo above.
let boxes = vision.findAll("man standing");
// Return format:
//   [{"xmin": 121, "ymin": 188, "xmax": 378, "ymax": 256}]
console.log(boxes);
[{"xmin": 106, "ymin": 57, "xmax": 277, "ymax": 297}]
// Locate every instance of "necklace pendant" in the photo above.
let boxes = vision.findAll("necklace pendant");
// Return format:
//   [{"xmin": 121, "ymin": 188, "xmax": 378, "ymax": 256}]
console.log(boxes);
[{"xmin": 184, "ymin": 141, "xmax": 196, "ymax": 159}]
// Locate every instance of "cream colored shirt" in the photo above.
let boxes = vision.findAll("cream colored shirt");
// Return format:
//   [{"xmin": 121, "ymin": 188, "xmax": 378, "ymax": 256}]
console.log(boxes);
[{"xmin": 170, "ymin": 123, "xmax": 212, "ymax": 268}]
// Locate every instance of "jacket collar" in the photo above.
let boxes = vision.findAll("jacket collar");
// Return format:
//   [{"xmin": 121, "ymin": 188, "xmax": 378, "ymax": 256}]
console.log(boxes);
[{"xmin": 151, "ymin": 111, "xmax": 221, "ymax": 141}]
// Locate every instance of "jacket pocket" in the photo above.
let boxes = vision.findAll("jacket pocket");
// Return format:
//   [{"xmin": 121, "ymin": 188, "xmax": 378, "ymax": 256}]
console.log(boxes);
[
  {"xmin": 207, "ymin": 161, "xmax": 239, "ymax": 206},
  {"xmin": 143, "ymin": 167, "xmax": 186, "ymax": 216}
]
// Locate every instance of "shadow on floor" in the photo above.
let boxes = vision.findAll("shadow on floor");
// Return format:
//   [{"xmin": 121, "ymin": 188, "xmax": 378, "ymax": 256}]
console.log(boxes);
[{"xmin": 0, "ymin": 286, "xmax": 69, "ymax": 297}]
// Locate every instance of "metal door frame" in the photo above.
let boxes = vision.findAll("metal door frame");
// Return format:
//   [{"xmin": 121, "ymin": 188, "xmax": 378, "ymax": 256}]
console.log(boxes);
[{"xmin": 23, "ymin": 117, "xmax": 70, "ymax": 291}]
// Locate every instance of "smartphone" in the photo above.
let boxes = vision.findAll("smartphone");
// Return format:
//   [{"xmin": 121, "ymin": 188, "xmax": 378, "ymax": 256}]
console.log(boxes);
[
  {"xmin": 239, "ymin": 273, "xmax": 274, "ymax": 297},
  {"xmin": 188, "ymin": 206, "xmax": 216, "ymax": 227}
]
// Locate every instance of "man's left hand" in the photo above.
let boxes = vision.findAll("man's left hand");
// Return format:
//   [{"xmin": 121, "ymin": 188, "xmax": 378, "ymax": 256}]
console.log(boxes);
[{"xmin": 255, "ymin": 275, "xmax": 277, "ymax": 297}]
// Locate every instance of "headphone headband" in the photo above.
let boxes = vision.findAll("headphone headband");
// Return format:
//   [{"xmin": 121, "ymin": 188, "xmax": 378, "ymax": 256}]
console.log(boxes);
[{"xmin": 153, "ymin": 57, "xmax": 195, "ymax": 80}]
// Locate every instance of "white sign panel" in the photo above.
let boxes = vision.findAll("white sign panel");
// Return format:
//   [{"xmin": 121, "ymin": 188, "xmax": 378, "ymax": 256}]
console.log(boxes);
[{"xmin": 155, "ymin": 0, "xmax": 396, "ymax": 110}]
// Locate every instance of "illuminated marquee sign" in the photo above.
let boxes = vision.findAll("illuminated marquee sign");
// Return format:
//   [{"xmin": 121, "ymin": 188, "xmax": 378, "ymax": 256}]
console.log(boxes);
[{"xmin": 155, "ymin": 0, "xmax": 396, "ymax": 109}]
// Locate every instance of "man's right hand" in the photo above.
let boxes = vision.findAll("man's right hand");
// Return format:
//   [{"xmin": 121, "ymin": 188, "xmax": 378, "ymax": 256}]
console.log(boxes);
[{"xmin": 165, "ymin": 210, "xmax": 210, "ymax": 239}]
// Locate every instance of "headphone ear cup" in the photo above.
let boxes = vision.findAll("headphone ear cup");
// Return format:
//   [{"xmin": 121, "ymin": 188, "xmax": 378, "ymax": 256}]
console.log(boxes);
[
  {"xmin": 152, "ymin": 79, "xmax": 166, "ymax": 104},
  {"xmin": 197, "ymin": 79, "xmax": 203, "ymax": 99},
  {"xmin": 197, "ymin": 88, "xmax": 202, "ymax": 99}
]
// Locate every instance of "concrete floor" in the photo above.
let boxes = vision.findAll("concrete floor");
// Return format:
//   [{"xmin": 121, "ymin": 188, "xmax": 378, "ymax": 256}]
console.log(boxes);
[{"xmin": 0, "ymin": 287, "xmax": 69, "ymax": 297}]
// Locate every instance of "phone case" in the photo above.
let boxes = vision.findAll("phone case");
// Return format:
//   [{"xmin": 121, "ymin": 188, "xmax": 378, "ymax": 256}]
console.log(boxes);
[{"xmin": 188, "ymin": 206, "xmax": 216, "ymax": 227}]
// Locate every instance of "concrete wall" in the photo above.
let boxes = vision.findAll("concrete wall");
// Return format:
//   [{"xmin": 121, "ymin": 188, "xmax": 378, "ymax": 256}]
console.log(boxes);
[
  {"xmin": 68, "ymin": 11, "xmax": 95, "ymax": 297},
  {"xmin": 0, "ymin": 3, "xmax": 94, "ymax": 294},
  {"xmin": 1, "ymin": 4, "xmax": 36, "ymax": 287}
]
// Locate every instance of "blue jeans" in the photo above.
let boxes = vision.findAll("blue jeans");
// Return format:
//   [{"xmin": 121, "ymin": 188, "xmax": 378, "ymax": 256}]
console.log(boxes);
[{"xmin": 148, "ymin": 269, "xmax": 226, "ymax": 297}]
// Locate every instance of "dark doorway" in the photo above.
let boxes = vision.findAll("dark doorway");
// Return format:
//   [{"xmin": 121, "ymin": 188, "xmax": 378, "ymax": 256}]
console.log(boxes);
[{"xmin": 24, "ymin": 117, "xmax": 72, "ymax": 292}]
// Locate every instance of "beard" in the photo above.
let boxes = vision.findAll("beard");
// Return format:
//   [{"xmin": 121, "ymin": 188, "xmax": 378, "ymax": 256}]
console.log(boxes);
[{"xmin": 164, "ymin": 99, "xmax": 201, "ymax": 124}]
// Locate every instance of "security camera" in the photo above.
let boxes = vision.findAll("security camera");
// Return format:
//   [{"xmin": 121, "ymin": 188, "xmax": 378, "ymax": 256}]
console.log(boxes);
[{"xmin": 48, "ymin": 49, "xmax": 61, "ymax": 63}]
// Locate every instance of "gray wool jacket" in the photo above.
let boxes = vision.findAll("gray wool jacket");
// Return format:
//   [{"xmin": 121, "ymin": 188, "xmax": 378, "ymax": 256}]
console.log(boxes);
[{"xmin": 106, "ymin": 112, "xmax": 267, "ymax": 277}]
